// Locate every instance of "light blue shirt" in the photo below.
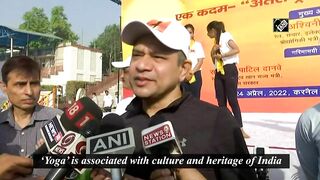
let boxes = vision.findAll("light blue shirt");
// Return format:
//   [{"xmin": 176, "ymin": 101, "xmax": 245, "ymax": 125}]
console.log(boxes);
[
  {"xmin": 0, "ymin": 104, "xmax": 63, "ymax": 177},
  {"xmin": 296, "ymin": 103, "xmax": 320, "ymax": 180}
]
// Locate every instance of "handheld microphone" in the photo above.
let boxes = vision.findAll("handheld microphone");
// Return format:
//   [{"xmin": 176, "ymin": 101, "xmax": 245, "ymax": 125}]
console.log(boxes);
[
  {"xmin": 50, "ymin": 131, "xmax": 86, "ymax": 156},
  {"xmin": 141, "ymin": 117, "xmax": 182, "ymax": 180},
  {"xmin": 86, "ymin": 113, "xmax": 135, "ymax": 155},
  {"xmin": 142, "ymin": 119, "xmax": 182, "ymax": 155},
  {"xmin": 45, "ymin": 131, "xmax": 86, "ymax": 180},
  {"xmin": 254, "ymin": 146, "xmax": 270, "ymax": 180},
  {"xmin": 100, "ymin": 113, "xmax": 127, "ymax": 132},
  {"xmin": 28, "ymin": 97, "xmax": 102, "ymax": 159},
  {"xmin": 60, "ymin": 97, "xmax": 103, "ymax": 132},
  {"xmin": 86, "ymin": 113, "xmax": 135, "ymax": 180},
  {"xmin": 45, "ymin": 120, "xmax": 101, "ymax": 180},
  {"xmin": 28, "ymin": 115, "xmax": 65, "ymax": 159},
  {"xmin": 40, "ymin": 115, "xmax": 66, "ymax": 150},
  {"xmin": 86, "ymin": 127, "xmax": 135, "ymax": 154},
  {"xmin": 45, "ymin": 113, "xmax": 128, "ymax": 180}
]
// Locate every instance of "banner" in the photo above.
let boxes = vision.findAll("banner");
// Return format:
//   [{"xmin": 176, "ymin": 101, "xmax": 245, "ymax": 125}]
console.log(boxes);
[{"xmin": 121, "ymin": 0, "xmax": 320, "ymax": 112}]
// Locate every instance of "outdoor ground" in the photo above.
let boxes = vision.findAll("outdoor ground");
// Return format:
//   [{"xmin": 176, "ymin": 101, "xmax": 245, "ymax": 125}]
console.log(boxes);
[{"xmin": 243, "ymin": 113, "xmax": 306, "ymax": 180}]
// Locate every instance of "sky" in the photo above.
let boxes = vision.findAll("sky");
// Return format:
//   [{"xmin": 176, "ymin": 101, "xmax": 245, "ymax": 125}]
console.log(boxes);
[{"xmin": 0, "ymin": 0, "xmax": 121, "ymax": 46}]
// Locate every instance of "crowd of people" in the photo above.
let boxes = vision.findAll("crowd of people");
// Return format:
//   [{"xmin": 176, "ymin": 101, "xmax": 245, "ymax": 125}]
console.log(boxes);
[{"xmin": 0, "ymin": 18, "xmax": 317, "ymax": 180}]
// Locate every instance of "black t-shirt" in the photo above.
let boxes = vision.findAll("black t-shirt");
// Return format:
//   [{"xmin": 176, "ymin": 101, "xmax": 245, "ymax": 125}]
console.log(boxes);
[{"xmin": 122, "ymin": 93, "xmax": 257, "ymax": 180}]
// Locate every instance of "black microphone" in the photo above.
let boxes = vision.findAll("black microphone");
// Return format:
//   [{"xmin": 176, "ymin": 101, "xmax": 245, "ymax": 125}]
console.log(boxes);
[
  {"xmin": 86, "ymin": 113, "xmax": 135, "ymax": 180},
  {"xmin": 142, "ymin": 116, "xmax": 182, "ymax": 155},
  {"xmin": 86, "ymin": 113, "xmax": 135, "ymax": 154},
  {"xmin": 45, "ymin": 113, "xmax": 129, "ymax": 180},
  {"xmin": 59, "ymin": 97, "xmax": 103, "ymax": 132},
  {"xmin": 28, "ymin": 115, "xmax": 65, "ymax": 159},
  {"xmin": 45, "ymin": 118, "xmax": 101, "ymax": 180},
  {"xmin": 100, "ymin": 113, "xmax": 127, "ymax": 132},
  {"xmin": 141, "ymin": 116, "xmax": 182, "ymax": 180},
  {"xmin": 44, "ymin": 131, "xmax": 86, "ymax": 180},
  {"xmin": 28, "ymin": 97, "xmax": 102, "ymax": 159}
]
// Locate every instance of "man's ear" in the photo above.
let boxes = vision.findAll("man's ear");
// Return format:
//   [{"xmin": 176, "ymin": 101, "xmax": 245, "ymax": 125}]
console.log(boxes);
[{"xmin": 179, "ymin": 59, "xmax": 192, "ymax": 82}]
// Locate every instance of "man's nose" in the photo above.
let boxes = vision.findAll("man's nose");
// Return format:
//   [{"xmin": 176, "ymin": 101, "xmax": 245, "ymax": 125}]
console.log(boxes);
[
  {"xmin": 24, "ymin": 83, "xmax": 32, "ymax": 95},
  {"xmin": 135, "ymin": 56, "xmax": 152, "ymax": 71}
]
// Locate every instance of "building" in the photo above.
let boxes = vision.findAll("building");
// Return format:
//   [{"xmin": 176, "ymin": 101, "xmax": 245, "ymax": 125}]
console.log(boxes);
[{"xmin": 41, "ymin": 42, "xmax": 103, "ymax": 92}]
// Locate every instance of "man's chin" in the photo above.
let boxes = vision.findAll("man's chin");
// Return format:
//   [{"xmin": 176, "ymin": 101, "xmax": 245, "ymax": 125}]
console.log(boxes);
[
  {"xmin": 134, "ymin": 90, "xmax": 153, "ymax": 99},
  {"xmin": 135, "ymin": 94, "xmax": 150, "ymax": 99},
  {"xmin": 19, "ymin": 104, "xmax": 36, "ymax": 111}
]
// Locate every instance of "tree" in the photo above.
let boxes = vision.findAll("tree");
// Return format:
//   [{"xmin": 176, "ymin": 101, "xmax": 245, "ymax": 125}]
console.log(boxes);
[
  {"xmin": 90, "ymin": 24, "xmax": 121, "ymax": 75},
  {"xmin": 50, "ymin": 6, "xmax": 79, "ymax": 43},
  {"xmin": 19, "ymin": 7, "xmax": 50, "ymax": 48},
  {"xmin": 19, "ymin": 7, "xmax": 50, "ymax": 33},
  {"xmin": 19, "ymin": 6, "xmax": 79, "ymax": 49}
]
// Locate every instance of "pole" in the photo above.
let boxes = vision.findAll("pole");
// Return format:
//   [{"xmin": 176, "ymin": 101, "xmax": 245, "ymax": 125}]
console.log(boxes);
[
  {"xmin": 26, "ymin": 34, "xmax": 29, "ymax": 56},
  {"xmin": 118, "ymin": 15, "xmax": 122, "ymax": 104},
  {"xmin": 10, "ymin": 37, "xmax": 13, "ymax": 57},
  {"xmin": 117, "ymin": 70, "xmax": 120, "ymax": 103}
]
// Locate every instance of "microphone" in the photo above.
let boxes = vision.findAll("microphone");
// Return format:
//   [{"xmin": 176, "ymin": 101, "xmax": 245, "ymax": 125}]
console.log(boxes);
[
  {"xmin": 86, "ymin": 113, "xmax": 135, "ymax": 155},
  {"xmin": 142, "ymin": 119, "xmax": 182, "ymax": 155},
  {"xmin": 59, "ymin": 97, "xmax": 103, "ymax": 132},
  {"xmin": 40, "ymin": 115, "xmax": 66, "ymax": 151},
  {"xmin": 86, "ymin": 113, "xmax": 135, "ymax": 180},
  {"xmin": 50, "ymin": 131, "xmax": 86, "ymax": 156},
  {"xmin": 28, "ymin": 115, "xmax": 65, "ymax": 159},
  {"xmin": 28, "ymin": 97, "xmax": 102, "ymax": 159},
  {"xmin": 100, "ymin": 113, "xmax": 126, "ymax": 132},
  {"xmin": 86, "ymin": 127, "xmax": 135, "ymax": 154},
  {"xmin": 45, "ymin": 113, "xmax": 129, "ymax": 180},
  {"xmin": 45, "ymin": 119, "xmax": 101, "ymax": 180},
  {"xmin": 45, "ymin": 131, "xmax": 87, "ymax": 180},
  {"xmin": 141, "ymin": 117, "xmax": 182, "ymax": 180}
]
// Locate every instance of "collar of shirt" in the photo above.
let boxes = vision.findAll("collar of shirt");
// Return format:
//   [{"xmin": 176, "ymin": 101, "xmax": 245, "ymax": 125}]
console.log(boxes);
[
  {"xmin": 125, "ymin": 91, "xmax": 192, "ymax": 118},
  {"xmin": 0, "ymin": 104, "xmax": 49, "ymax": 128}
]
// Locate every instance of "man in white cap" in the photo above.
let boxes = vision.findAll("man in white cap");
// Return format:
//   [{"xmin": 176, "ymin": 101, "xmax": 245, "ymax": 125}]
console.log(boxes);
[
  {"xmin": 111, "ymin": 56, "xmax": 135, "ymax": 115},
  {"xmin": 92, "ymin": 19, "xmax": 256, "ymax": 180}
]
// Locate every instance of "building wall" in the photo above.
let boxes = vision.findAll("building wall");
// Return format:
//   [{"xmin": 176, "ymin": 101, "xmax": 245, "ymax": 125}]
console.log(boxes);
[{"xmin": 41, "ymin": 44, "xmax": 102, "ymax": 90}]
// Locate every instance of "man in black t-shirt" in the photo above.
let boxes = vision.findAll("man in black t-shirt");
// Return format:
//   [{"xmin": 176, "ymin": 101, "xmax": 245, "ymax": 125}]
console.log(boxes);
[{"xmin": 91, "ymin": 19, "xmax": 257, "ymax": 180}]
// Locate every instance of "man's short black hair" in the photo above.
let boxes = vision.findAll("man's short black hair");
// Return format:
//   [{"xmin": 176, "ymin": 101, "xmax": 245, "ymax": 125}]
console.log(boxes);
[{"xmin": 1, "ymin": 56, "xmax": 41, "ymax": 84}]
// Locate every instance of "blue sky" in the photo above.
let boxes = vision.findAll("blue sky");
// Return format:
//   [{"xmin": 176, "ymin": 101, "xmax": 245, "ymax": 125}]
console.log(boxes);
[{"xmin": 0, "ymin": 0, "xmax": 121, "ymax": 46}]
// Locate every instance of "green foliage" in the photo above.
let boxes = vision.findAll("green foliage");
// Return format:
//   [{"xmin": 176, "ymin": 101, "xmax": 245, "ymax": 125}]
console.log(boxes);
[
  {"xmin": 90, "ymin": 24, "xmax": 121, "ymax": 74},
  {"xmin": 50, "ymin": 6, "xmax": 79, "ymax": 43},
  {"xmin": 19, "ymin": 7, "xmax": 50, "ymax": 33},
  {"xmin": 19, "ymin": 6, "xmax": 79, "ymax": 49},
  {"xmin": 66, "ymin": 81, "xmax": 87, "ymax": 101},
  {"xmin": 19, "ymin": 7, "xmax": 51, "ymax": 49},
  {"xmin": 76, "ymin": 169, "xmax": 92, "ymax": 180},
  {"xmin": 41, "ymin": 85, "xmax": 54, "ymax": 91}
]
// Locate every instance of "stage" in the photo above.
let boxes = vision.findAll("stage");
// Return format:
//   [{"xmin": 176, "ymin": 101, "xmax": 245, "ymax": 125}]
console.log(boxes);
[{"xmin": 243, "ymin": 113, "xmax": 306, "ymax": 180}]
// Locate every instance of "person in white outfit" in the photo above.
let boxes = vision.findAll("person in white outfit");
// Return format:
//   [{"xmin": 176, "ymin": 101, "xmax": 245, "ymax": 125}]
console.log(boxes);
[
  {"xmin": 182, "ymin": 24, "xmax": 205, "ymax": 99},
  {"xmin": 111, "ymin": 56, "xmax": 135, "ymax": 115},
  {"xmin": 103, "ymin": 90, "xmax": 113, "ymax": 112}
]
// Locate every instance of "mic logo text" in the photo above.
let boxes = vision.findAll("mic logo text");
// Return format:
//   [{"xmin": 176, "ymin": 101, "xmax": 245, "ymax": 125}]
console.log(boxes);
[
  {"xmin": 52, "ymin": 132, "xmax": 76, "ymax": 154},
  {"xmin": 142, "ymin": 125, "xmax": 172, "ymax": 147},
  {"xmin": 91, "ymin": 131, "xmax": 130, "ymax": 153},
  {"xmin": 87, "ymin": 128, "xmax": 135, "ymax": 154}
]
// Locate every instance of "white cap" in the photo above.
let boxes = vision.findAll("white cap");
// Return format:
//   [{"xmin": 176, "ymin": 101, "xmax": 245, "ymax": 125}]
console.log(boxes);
[
  {"xmin": 122, "ymin": 19, "xmax": 190, "ymax": 59},
  {"xmin": 111, "ymin": 56, "xmax": 131, "ymax": 68}
]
